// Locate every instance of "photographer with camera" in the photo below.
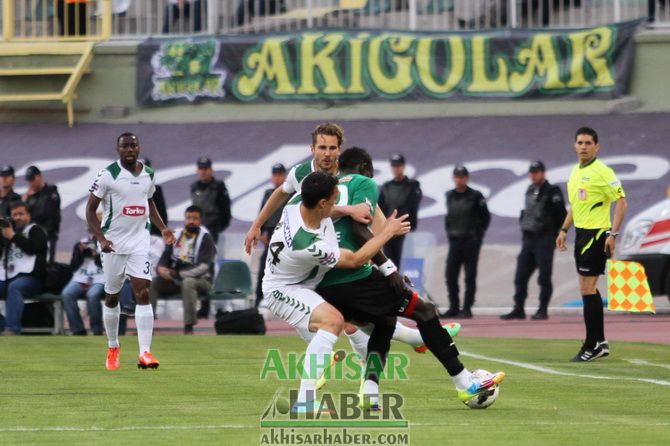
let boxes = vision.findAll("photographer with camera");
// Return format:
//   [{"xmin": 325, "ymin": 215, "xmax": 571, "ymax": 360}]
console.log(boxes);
[
  {"xmin": 149, "ymin": 205, "xmax": 217, "ymax": 334},
  {"xmin": 61, "ymin": 229, "xmax": 105, "ymax": 336},
  {"xmin": 0, "ymin": 201, "xmax": 48, "ymax": 335}
]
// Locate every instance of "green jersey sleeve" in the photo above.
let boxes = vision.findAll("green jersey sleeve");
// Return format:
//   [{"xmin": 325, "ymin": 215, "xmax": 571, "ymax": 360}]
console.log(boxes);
[{"xmin": 350, "ymin": 176, "xmax": 379, "ymax": 208}]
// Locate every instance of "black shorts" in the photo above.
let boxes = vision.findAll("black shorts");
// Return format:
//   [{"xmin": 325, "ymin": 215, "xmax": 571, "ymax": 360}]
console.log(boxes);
[
  {"xmin": 317, "ymin": 270, "xmax": 418, "ymax": 324},
  {"xmin": 574, "ymin": 228, "xmax": 608, "ymax": 276}
]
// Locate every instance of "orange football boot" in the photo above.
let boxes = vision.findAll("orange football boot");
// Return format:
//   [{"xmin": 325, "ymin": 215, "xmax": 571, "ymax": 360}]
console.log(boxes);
[
  {"xmin": 106, "ymin": 346, "xmax": 120, "ymax": 371},
  {"xmin": 138, "ymin": 351, "xmax": 160, "ymax": 369}
]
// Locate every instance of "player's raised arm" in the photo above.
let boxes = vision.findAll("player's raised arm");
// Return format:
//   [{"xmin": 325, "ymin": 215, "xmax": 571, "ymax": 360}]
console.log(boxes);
[
  {"xmin": 149, "ymin": 198, "xmax": 175, "ymax": 245},
  {"xmin": 336, "ymin": 210, "xmax": 410, "ymax": 269},
  {"xmin": 245, "ymin": 186, "xmax": 290, "ymax": 254}
]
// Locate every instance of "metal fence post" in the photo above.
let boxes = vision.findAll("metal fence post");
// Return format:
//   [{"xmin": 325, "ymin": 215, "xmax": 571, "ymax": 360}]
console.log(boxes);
[{"xmin": 509, "ymin": 0, "xmax": 518, "ymax": 28}]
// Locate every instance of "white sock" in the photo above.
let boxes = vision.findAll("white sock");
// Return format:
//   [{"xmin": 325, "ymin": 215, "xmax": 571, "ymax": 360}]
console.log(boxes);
[
  {"xmin": 135, "ymin": 304, "xmax": 154, "ymax": 355},
  {"xmin": 346, "ymin": 329, "xmax": 369, "ymax": 362},
  {"xmin": 392, "ymin": 322, "xmax": 424, "ymax": 348},
  {"xmin": 298, "ymin": 329, "xmax": 338, "ymax": 403},
  {"xmin": 363, "ymin": 379, "xmax": 380, "ymax": 405},
  {"xmin": 103, "ymin": 304, "xmax": 120, "ymax": 348},
  {"xmin": 452, "ymin": 368, "xmax": 473, "ymax": 391}
]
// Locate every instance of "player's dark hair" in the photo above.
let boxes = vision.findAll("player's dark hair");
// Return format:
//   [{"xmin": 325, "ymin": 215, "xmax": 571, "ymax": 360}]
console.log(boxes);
[
  {"xmin": 301, "ymin": 172, "xmax": 338, "ymax": 209},
  {"xmin": 339, "ymin": 147, "xmax": 374, "ymax": 178},
  {"xmin": 117, "ymin": 132, "xmax": 139, "ymax": 146},
  {"xmin": 311, "ymin": 122, "xmax": 344, "ymax": 147},
  {"xmin": 185, "ymin": 205, "xmax": 202, "ymax": 216},
  {"xmin": 9, "ymin": 201, "xmax": 28, "ymax": 213},
  {"xmin": 575, "ymin": 127, "xmax": 598, "ymax": 144}
]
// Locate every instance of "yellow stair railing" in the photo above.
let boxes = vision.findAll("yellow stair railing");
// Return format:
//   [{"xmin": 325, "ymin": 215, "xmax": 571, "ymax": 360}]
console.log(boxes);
[{"xmin": 0, "ymin": 0, "xmax": 111, "ymax": 126}]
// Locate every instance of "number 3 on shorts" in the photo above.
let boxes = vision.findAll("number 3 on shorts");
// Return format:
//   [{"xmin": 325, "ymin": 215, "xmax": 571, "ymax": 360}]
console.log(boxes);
[{"xmin": 143, "ymin": 261, "xmax": 151, "ymax": 275}]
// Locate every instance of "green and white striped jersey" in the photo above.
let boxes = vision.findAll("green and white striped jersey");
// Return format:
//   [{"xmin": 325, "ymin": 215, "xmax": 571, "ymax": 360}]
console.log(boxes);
[
  {"xmin": 262, "ymin": 204, "xmax": 340, "ymax": 292},
  {"xmin": 90, "ymin": 160, "xmax": 155, "ymax": 254}
]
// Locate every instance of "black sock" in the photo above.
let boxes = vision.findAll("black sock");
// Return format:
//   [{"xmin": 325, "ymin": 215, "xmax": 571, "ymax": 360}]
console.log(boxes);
[
  {"xmin": 582, "ymin": 293, "xmax": 602, "ymax": 348},
  {"xmin": 594, "ymin": 289, "xmax": 605, "ymax": 342},
  {"xmin": 364, "ymin": 323, "xmax": 395, "ymax": 384},
  {"xmin": 417, "ymin": 316, "xmax": 464, "ymax": 376}
]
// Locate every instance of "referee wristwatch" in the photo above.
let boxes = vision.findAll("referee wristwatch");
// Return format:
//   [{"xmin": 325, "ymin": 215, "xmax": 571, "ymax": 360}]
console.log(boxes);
[{"xmin": 606, "ymin": 231, "xmax": 619, "ymax": 238}]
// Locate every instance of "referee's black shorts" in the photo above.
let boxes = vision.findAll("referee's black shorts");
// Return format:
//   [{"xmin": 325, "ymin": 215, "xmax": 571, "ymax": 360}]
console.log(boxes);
[
  {"xmin": 317, "ymin": 270, "xmax": 418, "ymax": 324},
  {"xmin": 574, "ymin": 228, "xmax": 608, "ymax": 276}
]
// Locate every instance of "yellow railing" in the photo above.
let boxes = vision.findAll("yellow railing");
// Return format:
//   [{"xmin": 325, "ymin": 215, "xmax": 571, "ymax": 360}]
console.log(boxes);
[{"xmin": 2, "ymin": 0, "xmax": 112, "ymax": 42}]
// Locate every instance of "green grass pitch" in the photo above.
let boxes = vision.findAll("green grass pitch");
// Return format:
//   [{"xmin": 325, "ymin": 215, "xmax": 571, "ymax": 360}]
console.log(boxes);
[{"xmin": 1, "ymin": 335, "xmax": 668, "ymax": 445}]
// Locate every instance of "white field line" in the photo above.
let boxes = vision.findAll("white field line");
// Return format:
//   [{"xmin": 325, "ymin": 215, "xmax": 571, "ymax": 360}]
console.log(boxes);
[
  {"xmin": 461, "ymin": 351, "xmax": 670, "ymax": 387},
  {"xmin": 624, "ymin": 358, "xmax": 670, "ymax": 370}
]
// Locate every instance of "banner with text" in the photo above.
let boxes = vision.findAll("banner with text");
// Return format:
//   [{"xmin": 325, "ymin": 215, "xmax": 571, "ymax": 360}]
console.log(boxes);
[{"xmin": 137, "ymin": 21, "xmax": 640, "ymax": 105}]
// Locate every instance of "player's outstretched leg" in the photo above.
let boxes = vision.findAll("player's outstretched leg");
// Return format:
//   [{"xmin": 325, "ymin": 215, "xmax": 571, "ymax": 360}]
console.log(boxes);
[
  {"xmin": 405, "ymin": 293, "xmax": 505, "ymax": 403},
  {"xmin": 359, "ymin": 318, "xmax": 396, "ymax": 411},
  {"xmin": 292, "ymin": 302, "xmax": 343, "ymax": 414}
]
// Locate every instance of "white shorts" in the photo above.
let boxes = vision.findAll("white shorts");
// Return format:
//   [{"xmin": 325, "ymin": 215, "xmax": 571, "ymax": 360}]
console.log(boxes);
[
  {"xmin": 101, "ymin": 252, "xmax": 152, "ymax": 294},
  {"xmin": 263, "ymin": 286, "xmax": 325, "ymax": 342}
]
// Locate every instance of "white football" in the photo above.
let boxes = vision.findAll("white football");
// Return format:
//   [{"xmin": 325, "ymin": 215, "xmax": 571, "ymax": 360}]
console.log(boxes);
[{"xmin": 465, "ymin": 369, "xmax": 500, "ymax": 409}]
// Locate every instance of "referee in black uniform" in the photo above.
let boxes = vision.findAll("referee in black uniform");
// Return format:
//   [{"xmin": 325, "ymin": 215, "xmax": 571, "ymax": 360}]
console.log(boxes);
[
  {"xmin": 501, "ymin": 161, "xmax": 567, "ymax": 321},
  {"xmin": 442, "ymin": 165, "xmax": 490, "ymax": 319}
]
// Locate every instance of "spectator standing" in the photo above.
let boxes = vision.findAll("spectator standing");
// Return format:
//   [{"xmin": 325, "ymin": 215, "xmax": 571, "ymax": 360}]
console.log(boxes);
[
  {"xmin": 255, "ymin": 163, "xmax": 287, "ymax": 307},
  {"xmin": 149, "ymin": 206, "xmax": 216, "ymax": 334},
  {"xmin": 556, "ymin": 127, "xmax": 627, "ymax": 362},
  {"xmin": 378, "ymin": 154, "xmax": 422, "ymax": 267},
  {"xmin": 23, "ymin": 166, "xmax": 61, "ymax": 263},
  {"xmin": 61, "ymin": 231, "xmax": 105, "ymax": 336},
  {"xmin": 501, "ymin": 161, "xmax": 567, "ymax": 321},
  {"xmin": 163, "ymin": 0, "xmax": 203, "ymax": 33},
  {"xmin": 442, "ymin": 165, "xmax": 490, "ymax": 319},
  {"xmin": 0, "ymin": 166, "xmax": 21, "ymax": 218},
  {"xmin": 0, "ymin": 202, "xmax": 48, "ymax": 335},
  {"xmin": 190, "ymin": 156, "xmax": 231, "ymax": 318}
]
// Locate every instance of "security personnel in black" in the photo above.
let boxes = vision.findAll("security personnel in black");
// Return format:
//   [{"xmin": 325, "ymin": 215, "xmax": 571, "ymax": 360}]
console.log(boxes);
[
  {"xmin": 144, "ymin": 159, "xmax": 169, "ymax": 237},
  {"xmin": 378, "ymin": 154, "xmax": 422, "ymax": 268},
  {"xmin": 443, "ymin": 165, "xmax": 490, "ymax": 319},
  {"xmin": 22, "ymin": 166, "xmax": 61, "ymax": 263},
  {"xmin": 0, "ymin": 166, "xmax": 21, "ymax": 218},
  {"xmin": 501, "ymin": 161, "xmax": 567, "ymax": 321},
  {"xmin": 190, "ymin": 156, "xmax": 231, "ymax": 318}
]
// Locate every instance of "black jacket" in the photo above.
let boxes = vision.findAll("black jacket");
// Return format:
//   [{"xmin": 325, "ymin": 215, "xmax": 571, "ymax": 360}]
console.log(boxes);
[
  {"xmin": 69, "ymin": 240, "xmax": 102, "ymax": 271},
  {"xmin": 150, "ymin": 185, "xmax": 169, "ymax": 237},
  {"xmin": 24, "ymin": 183, "xmax": 61, "ymax": 240},
  {"xmin": 190, "ymin": 179, "xmax": 231, "ymax": 235},
  {"xmin": 260, "ymin": 188, "xmax": 283, "ymax": 236},
  {"xmin": 445, "ymin": 186, "xmax": 490, "ymax": 240},
  {"xmin": 0, "ymin": 189, "xmax": 21, "ymax": 218},
  {"xmin": 378, "ymin": 177, "xmax": 423, "ymax": 231},
  {"xmin": 1, "ymin": 223, "xmax": 48, "ymax": 280},
  {"xmin": 519, "ymin": 180, "xmax": 567, "ymax": 236}
]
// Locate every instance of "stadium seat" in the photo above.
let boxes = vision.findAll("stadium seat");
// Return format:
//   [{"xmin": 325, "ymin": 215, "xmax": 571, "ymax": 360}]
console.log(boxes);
[
  {"xmin": 208, "ymin": 260, "xmax": 254, "ymax": 309},
  {"xmin": 0, "ymin": 293, "xmax": 65, "ymax": 335}
]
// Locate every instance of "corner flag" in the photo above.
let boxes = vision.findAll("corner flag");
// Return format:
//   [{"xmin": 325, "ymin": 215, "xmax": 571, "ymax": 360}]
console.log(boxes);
[{"xmin": 607, "ymin": 260, "xmax": 656, "ymax": 313}]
